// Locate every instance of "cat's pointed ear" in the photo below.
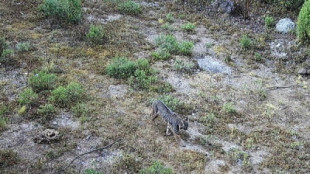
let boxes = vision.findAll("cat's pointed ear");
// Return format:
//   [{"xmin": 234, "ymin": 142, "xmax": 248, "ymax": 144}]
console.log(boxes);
[{"xmin": 184, "ymin": 117, "xmax": 189, "ymax": 122}]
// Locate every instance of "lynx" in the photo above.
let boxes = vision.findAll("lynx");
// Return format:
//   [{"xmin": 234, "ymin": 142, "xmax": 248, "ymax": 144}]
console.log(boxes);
[{"xmin": 150, "ymin": 100, "xmax": 188, "ymax": 144}]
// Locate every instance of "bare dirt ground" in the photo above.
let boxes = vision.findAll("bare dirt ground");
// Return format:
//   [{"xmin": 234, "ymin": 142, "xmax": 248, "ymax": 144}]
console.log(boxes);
[{"xmin": 1, "ymin": 0, "xmax": 310, "ymax": 173}]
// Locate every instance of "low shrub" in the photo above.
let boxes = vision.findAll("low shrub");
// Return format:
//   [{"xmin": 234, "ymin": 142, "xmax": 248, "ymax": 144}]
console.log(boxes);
[
  {"xmin": 151, "ymin": 49, "xmax": 171, "ymax": 60},
  {"xmin": 129, "ymin": 69, "xmax": 157, "ymax": 90},
  {"xmin": 254, "ymin": 52, "xmax": 262, "ymax": 61},
  {"xmin": 0, "ymin": 49, "xmax": 14, "ymax": 63},
  {"xmin": 222, "ymin": 102, "xmax": 236, "ymax": 114},
  {"xmin": 136, "ymin": 58, "xmax": 151, "ymax": 72},
  {"xmin": 178, "ymin": 41, "xmax": 194, "ymax": 55},
  {"xmin": 37, "ymin": 104, "xmax": 56, "ymax": 116},
  {"xmin": 166, "ymin": 13, "xmax": 174, "ymax": 22},
  {"xmin": 297, "ymin": 0, "xmax": 310, "ymax": 43},
  {"xmin": 228, "ymin": 148, "xmax": 250, "ymax": 166},
  {"xmin": 16, "ymin": 42, "xmax": 31, "ymax": 52},
  {"xmin": 72, "ymin": 102, "xmax": 89, "ymax": 118},
  {"xmin": 0, "ymin": 116, "xmax": 6, "ymax": 131},
  {"xmin": 150, "ymin": 82, "xmax": 174, "ymax": 93},
  {"xmin": 128, "ymin": 59, "xmax": 158, "ymax": 90},
  {"xmin": 239, "ymin": 35, "xmax": 253, "ymax": 50},
  {"xmin": 118, "ymin": 0, "xmax": 142, "ymax": 15},
  {"xmin": 18, "ymin": 88, "xmax": 38, "ymax": 105},
  {"xmin": 161, "ymin": 23, "xmax": 175, "ymax": 31},
  {"xmin": 106, "ymin": 57, "xmax": 137, "ymax": 79},
  {"xmin": 181, "ymin": 22, "xmax": 196, "ymax": 32},
  {"xmin": 173, "ymin": 60, "xmax": 195, "ymax": 73},
  {"xmin": 155, "ymin": 35, "xmax": 193, "ymax": 55},
  {"xmin": 139, "ymin": 161, "xmax": 173, "ymax": 174},
  {"xmin": 151, "ymin": 95, "xmax": 182, "ymax": 112},
  {"xmin": 0, "ymin": 104, "xmax": 7, "ymax": 130},
  {"xmin": 265, "ymin": 16, "xmax": 275, "ymax": 28},
  {"xmin": 86, "ymin": 24, "xmax": 105, "ymax": 44},
  {"xmin": 155, "ymin": 35, "xmax": 179, "ymax": 54},
  {"xmin": 29, "ymin": 70, "xmax": 57, "ymax": 92},
  {"xmin": 84, "ymin": 169, "xmax": 102, "ymax": 174},
  {"xmin": 0, "ymin": 37, "xmax": 7, "ymax": 56},
  {"xmin": 0, "ymin": 37, "xmax": 14, "ymax": 65},
  {"xmin": 39, "ymin": 0, "xmax": 82, "ymax": 24},
  {"xmin": 49, "ymin": 82, "xmax": 84, "ymax": 107}
]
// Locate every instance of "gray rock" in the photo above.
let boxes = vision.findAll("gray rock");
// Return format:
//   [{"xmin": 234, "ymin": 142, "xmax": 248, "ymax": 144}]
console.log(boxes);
[
  {"xmin": 197, "ymin": 55, "xmax": 232, "ymax": 74},
  {"xmin": 298, "ymin": 68, "xmax": 310, "ymax": 75},
  {"xmin": 212, "ymin": 0, "xmax": 234, "ymax": 14},
  {"xmin": 276, "ymin": 18, "xmax": 295, "ymax": 33}
]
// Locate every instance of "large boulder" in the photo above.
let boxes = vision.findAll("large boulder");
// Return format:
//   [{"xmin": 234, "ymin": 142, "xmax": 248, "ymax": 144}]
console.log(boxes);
[{"xmin": 276, "ymin": 18, "xmax": 296, "ymax": 33}]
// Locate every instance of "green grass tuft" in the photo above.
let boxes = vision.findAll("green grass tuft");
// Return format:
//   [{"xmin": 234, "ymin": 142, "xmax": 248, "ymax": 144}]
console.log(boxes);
[
  {"xmin": 118, "ymin": 0, "xmax": 142, "ymax": 15},
  {"xmin": 18, "ymin": 88, "xmax": 38, "ymax": 106},
  {"xmin": 39, "ymin": 0, "xmax": 82, "ymax": 24}
]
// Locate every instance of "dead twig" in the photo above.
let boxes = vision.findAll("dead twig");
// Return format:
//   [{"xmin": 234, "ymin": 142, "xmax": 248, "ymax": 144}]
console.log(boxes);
[
  {"xmin": 63, "ymin": 138, "xmax": 122, "ymax": 171},
  {"xmin": 266, "ymin": 86, "xmax": 294, "ymax": 90}
]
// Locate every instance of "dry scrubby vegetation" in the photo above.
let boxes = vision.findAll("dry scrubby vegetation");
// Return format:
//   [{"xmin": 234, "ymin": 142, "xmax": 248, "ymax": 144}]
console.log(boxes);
[{"xmin": 0, "ymin": 0, "xmax": 309, "ymax": 173}]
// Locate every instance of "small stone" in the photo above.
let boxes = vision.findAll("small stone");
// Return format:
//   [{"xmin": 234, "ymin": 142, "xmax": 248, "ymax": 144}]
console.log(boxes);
[
  {"xmin": 276, "ymin": 18, "xmax": 295, "ymax": 33},
  {"xmin": 298, "ymin": 68, "xmax": 309, "ymax": 75}
]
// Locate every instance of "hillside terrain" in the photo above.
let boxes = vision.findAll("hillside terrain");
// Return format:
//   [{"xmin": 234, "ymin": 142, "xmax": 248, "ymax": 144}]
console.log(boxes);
[{"xmin": 0, "ymin": 0, "xmax": 310, "ymax": 173}]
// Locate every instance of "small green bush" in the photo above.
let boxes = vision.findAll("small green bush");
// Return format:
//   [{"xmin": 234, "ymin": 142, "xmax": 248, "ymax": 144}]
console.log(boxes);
[
  {"xmin": 151, "ymin": 49, "xmax": 171, "ymax": 60},
  {"xmin": 18, "ymin": 88, "xmax": 38, "ymax": 105},
  {"xmin": 239, "ymin": 35, "xmax": 253, "ymax": 50},
  {"xmin": 84, "ymin": 169, "xmax": 102, "ymax": 174},
  {"xmin": 283, "ymin": 0, "xmax": 304, "ymax": 10},
  {"xmin": 106, "ymin": 57, "xmax": 137, "ymax": 79},
  {"xmin": 173, "ymin": 60, "xmax": 194, "ymax": 73},
  {"xmin": 39, "ymin": 0, "xmax": 82, "ymax": 24},
  {"xmin": 254, "ymin": 52, "xmax": 262, "ymax": 61},
  {"xmin": 0, "ymin": 116, "xmax": 6, "ymax": 131},
  {"xmin": 151, "ymin": 82, "xmax": 174, "ymax": 94},
  {"xmin": 136, "ymin": 58, "xmax": 151, "ymax": 72},
  {"xmin": 49, "ymin": 82, "xmax": 84, "ymax": 107},
  {"xmin": 0, "ymin": 37, "xmax": 14, "ymax": 65},
  {"xmin": 297, "ymin": 0, "xmax": 310, "ymax": 43},
  {"xmin": 118, "ymin": 1, "xmax": 142, "ymax": 15},
  {"xmin": 161, "ymin": 23, "xmax": 175, "ymax": 31},
  {"xmin": 86, "ymin": 25, "xmax": 105, "ymax": 44},
  {"xmin": 0, "ymin": 38, "xmax": 14, "ymax": 64},
  {"xmin": 0, "ymin": 37, "xmax": 7, "ymax": 57},
  {"xmin": 166, "ymin": 13, "xmax": 174, "ymax": 22},
  {"xmin": 129, "ymin": 69, "xmax": 157, "ymax": 90},
  {"xmin": 0, "ymin": 104, "xmax": 8, "ymax": 117},
  {"xmin": 139, "ymin": 161, "xmax": 173, "ymax": 174},
  {"xmin": 181, "ymin": 22, "xmax": 196, "ymax": 32},
  {"xmin": 2, "ymin": 49, "xmax": 13, "ymax": 57},
  {"xmin": 178, "ymin": 41, "xmax": 194, "ymax": 55},
  {"xmin": 37, "ymin": 104, "xmax": 56, "ymax": 116},
  {"xmin": 16, "ymin": 42, "xmax": 31, "ymax": 52},
  {"xmin": 29, "ymin": 70, "xmax": 57, "ymax": 91},
  {"xmin": 155, "ymin": 35, "xmax": 179, "ymax": 54},
  {"xmin": 155, "ymin": 35, "xmax": 193, "ymax": 55},
  {"xmin": 72, "ymin": 103, "xmax": 89, "ymax": 118},
  {"xmin": 265, "ymin": 16, "xmax": 275, "ymax": 28},
  {"xmin": 228, "ymin": 148, "xmax": 249, "ymax": 166},
  {"xmin": 151, "ymin": 95, "xmax": 182, "ymax": 112},
  {"xmin": 128, "ymin": 59, "xmax": 158, "ymax": 90},
  {"xmin": 0, "ymin": 104, "xmax": 8, "ymax": 130},
  {"xmin": 222, "ymin": 102, "xmax": 236, "ymax": 114}
]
